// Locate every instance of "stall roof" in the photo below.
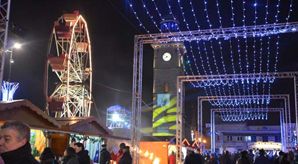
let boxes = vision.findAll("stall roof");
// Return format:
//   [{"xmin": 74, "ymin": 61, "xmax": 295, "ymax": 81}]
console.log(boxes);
[
  {"xmin": 56, "ymin": 117, "xmax": 131, "ymax": 140},
  {"xmin": 0, "ymin": 99, "xmax": 61, "ymax": 129},
  {"xmin": 56, "ymin": 116, "xmax": 112, "ymax": 136},
  {"xmin": 0, "ymin": 99, "xmax": 130, "ymax": 140}
]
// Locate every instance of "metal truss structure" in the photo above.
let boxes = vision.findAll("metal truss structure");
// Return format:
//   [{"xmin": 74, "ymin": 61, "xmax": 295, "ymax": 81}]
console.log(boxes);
[
  {"xmin": 136, "ymin": 22, "xmax": 298, "ymax": 44},
  {"xmin": 0, "ymin": 0, "xmax": 11, "ymax": 99},
  {"xmin": 132, "ymin": 20, "xmax": 298, "ymax": 163},
  {"xmin": 210, "ymin": 107, "xmax": 286, "ymax": 152},
  {"xmin": 197, "ymin": 95, "xmax": 291, "ymax": 146},
  {"xmin": 174, "ymin": 73, "xmax": 298, "ymax": 162},
  {"xmin": 45, "ymin": 13, "xmax": 92, "ymax": 117}
]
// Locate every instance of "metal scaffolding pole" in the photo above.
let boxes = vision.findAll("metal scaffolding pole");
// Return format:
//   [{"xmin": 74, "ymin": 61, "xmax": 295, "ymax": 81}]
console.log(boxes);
[
  {"xmin": 131, "ymin": 37, "xmax": 143, "ymax": 164},
  {"xmin": 210, "ymin": 108, "xmax": 286, "ymax": 152},
  {"xmin": 0, "ymin": 0, "xmax": 11, "ymax": 99},
  {"xmin": 132, "ymin": 18, "xmax": 298, "ymax": 162},
  {"xmin": 197, "ymin": 95, "xmax": 291, "ymax": 151}
]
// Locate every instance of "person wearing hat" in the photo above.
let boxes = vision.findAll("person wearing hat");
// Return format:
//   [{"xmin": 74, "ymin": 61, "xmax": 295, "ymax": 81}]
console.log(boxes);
[
  {"xmin": 195, "ymin": 148, "xmax": 204, "ymax": 164},
  {"xmin": 185, "ymin": 146, "xmax": 197, "ymax": 164},
  {"xmin": 118, "ymin": 146, "xmax": 132, "ymax": 164},
  {"xmin": 100, "ymin": 144, "xmax": 111, "ymax": 164}
]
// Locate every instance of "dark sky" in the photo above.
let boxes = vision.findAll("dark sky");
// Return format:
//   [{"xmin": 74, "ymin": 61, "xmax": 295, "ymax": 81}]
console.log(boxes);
[
  {"xmin": 5, "ymin": 0, "xmax": 143, "ymax": 120},
  {"xmin": 4, "ymin": 0, "xmax": 298, "ymax": 126}
]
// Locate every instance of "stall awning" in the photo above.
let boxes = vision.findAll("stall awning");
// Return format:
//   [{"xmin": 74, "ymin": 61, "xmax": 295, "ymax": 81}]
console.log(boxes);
[
  {"xmin": 0, "ymin": 99, "xmax": 61, "ymax": 130},
  {"xmin": 56, "ymin": 117, "xmax": 131, "ymax": 140},
  {"xmin": 0, "ymin": 99, "xmax": 130, "ymax": 140},
  {"xmin": 56, "ymin": 116, "xmax": 112, "ymax": 136}
]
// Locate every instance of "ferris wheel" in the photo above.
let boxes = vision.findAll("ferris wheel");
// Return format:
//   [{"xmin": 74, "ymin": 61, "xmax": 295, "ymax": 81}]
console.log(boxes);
[{"xmin": 45, "ymin": 11, "xmax": 92, "ymax": 117}]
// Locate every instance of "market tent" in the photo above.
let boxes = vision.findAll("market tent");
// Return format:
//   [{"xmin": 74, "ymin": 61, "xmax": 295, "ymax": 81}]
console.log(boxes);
[
  {"xmin": 0, "ymin": 99, "xmax": 65, "ymax": 157},
  {"xmin": 56, "ymin": 116, "xmax": 112, "ymax": 136},
  {"xmin": 0, "ymin": 99, "xmax": 61, "ymax": 130}
]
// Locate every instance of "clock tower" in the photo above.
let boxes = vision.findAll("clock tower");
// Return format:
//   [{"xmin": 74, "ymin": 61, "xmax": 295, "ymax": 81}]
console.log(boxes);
[{"xmin": 151, "ymin": 15, "xmax": 186, "ymax": 137}]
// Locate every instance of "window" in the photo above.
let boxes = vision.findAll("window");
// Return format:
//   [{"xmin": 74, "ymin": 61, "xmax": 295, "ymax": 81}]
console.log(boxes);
[
  {"xmin": 217, "ymin": 136, "xmax": 220, "ymax": 141},
  {"xmin": 263, "ymin": 136, "xmax": 269, "ymax": 142},
  {"xmin": 164, "ymin": 83, "xmax": 169, "ymax": 93},
  {"xmin": 237, "ymin": 136, "xmax": 243, "ymax": 141},
  {"xmin": 227, "ymin": 136, "xmax": 233, "ymax": 141},
  {"xmin": 246, "ymin": 136, "xmax": 251, "ymax": 142},
  {"xmin": 275, "ymin": 135, "xmax": 281, "ymax": 142},
  {"xmin": 251, "ymin": 136, "xmax": 257, "ymax": 142}
]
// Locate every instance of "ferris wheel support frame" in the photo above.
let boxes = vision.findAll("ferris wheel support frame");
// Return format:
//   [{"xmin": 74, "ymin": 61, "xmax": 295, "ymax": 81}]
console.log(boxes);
[{"xmin": 45, "ymin": 14, "xmax": 92, "ymax": 118}]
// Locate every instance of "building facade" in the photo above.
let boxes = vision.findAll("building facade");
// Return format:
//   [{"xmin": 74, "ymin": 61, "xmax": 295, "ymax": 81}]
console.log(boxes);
[
  {"xmin": 151, "ymin": 42, "xmax": 185, "ymax": 137},
  {"xmin": 215, "ymin": 123, "xmax": 283, "ymax": 153}
]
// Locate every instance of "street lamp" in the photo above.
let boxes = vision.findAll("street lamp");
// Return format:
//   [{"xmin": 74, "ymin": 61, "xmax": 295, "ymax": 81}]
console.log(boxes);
[
  {"xmin": 1, "ymin": 43, "xmax": 21, "ymax": 101},
  {"xmin": 13, "ymin": 43, "xmax": 21, "ymax": 49},
  {"xmin": 6, "ymin": 43, "xmax": 21, "ymax": 82}
]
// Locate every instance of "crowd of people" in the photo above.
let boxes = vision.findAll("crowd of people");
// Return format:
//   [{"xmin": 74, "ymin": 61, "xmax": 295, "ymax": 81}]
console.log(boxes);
[
  {"xmin": 181, "ymin": 147, "xmax": 298, "ymax": 164},
  {"xmin": 0, "ymin": 120, "xmax": 132, "ymax": 164},
  {"xmin": 2, "ymin": 120, "xmax": 298, "ymax": 164}
]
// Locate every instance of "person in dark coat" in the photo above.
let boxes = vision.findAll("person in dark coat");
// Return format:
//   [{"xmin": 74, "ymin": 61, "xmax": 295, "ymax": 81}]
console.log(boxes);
[
  {"xmin": 0, "ymin": 120, "xmax": 39, "ymax": 164},
  {"xmin": 206, "ymin": 154, "xmax": 219, "ymax": 164},
  {"xmin": 248, "ymin": 150, "xmax": 255, "ymax": 164},
  {"xmin": 39, "ymin": 147, "xmax": 58, "ymax": 164},
  {"xmin": 254, "ymin": 149, "xmax": 271, "ymax": 164},
  {"xmin": 184, "ymin": 147, "xmax": 197, "ymax": 164},
  {"xmin": 236, "ymin": 151, "xmax": 251, "ymax": 164},
  {"xmin": 118, "ymin": 146, "xmax": 132, "ymax": 164},
  {"xmin": 221, "ymin": 151, "xmax": 232, "ymax": 164},
  {"xmin": 62, "ymin": 147, "xmax": 79, "ymax": 164},
  {"xmin": 280, "ymin": 154, "xmax": 291, "ymax": 164},
  {"xmin": 74, "ymin": 143, "xmax": 90, "ymax": 164},
  {"xmin": 100, "ymin": 144, "xmax": 112, "ymax": 164},
  {"xmin": 274, "ymin": 151, "xmax": 284, "ymax": 164},
  {"xmin": 195, "ymin": 148, "xmax": 204, "ymax": 164}
]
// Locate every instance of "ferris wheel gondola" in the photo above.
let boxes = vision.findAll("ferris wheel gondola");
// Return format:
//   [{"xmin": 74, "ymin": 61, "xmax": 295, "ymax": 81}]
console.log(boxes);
[{"xmin": 45, "ymin": 11, "xmax": 92, "ymax": 117}]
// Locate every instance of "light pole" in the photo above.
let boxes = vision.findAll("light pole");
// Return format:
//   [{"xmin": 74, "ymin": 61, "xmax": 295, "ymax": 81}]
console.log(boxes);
[
  {"xmin": 2, "ymin": 43, "xmax": 21, "ymax": 101},
  {"xmin": 5, "ymin": 43, "xmax": 21, "ymax": 82}
]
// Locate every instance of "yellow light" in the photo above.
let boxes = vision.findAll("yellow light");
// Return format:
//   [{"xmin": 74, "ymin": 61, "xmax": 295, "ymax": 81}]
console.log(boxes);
[
  {"xmin": 153, "ymin": 158, "xmax": 160, "ymax": 164},
  {"xmin": 199, "ymin": 138, "xmax": 202, "ymax": 142},
  {"xmin": 150, "ymin": 153, "xmax": 154, "ymax": 160},
  {"xmin": 144, "ymin": 151, "xmax": 149, "ymax": 157},
  {"xmin": 203, "ymin": 140, "xmax": 206, "ymax": 143}
]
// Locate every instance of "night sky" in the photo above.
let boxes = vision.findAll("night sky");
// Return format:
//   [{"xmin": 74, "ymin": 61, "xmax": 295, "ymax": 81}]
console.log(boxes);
[{"xmin": 4, "ymin": 0, "xmax": 298, "ymax": 128}]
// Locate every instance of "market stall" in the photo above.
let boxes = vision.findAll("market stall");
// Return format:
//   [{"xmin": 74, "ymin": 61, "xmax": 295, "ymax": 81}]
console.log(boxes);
[{"xmin": 0, "ymin": 99, "xmax": 64, "ymax": 159}]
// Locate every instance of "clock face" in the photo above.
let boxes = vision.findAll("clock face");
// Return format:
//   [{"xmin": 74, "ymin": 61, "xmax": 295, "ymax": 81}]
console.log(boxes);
[{"xmin": 162, "ymin": 52, "xmax": 172, "ymax": 61}]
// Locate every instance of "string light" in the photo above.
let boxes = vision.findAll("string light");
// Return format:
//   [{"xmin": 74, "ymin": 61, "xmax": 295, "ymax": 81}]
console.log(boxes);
[
  {"xmin": 140, "ymin": 0, "xmax": 162, "ymax": 33},
  {"xmin": 127, "ymin": 0, "xmax": 150, "ymax": 34},
  {"xmin": 126, "ymin": 0, "xmax": 296, "ymax": 120},
  {"xmin": 150, "ymin": 0, "xmax": 173, "ymax": 34}
]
